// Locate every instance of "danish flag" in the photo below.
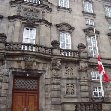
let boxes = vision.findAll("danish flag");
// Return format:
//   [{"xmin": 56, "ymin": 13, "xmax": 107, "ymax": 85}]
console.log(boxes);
[{"xmin": 98, "ymin": 55, "xmax": 110, "ymax": 82}]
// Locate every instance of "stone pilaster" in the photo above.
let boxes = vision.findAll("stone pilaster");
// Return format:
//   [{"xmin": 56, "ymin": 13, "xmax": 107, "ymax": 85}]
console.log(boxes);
[
  {"xmin": 0, "ymin": 65, "xmax": 9, "ymax": 111},
  {"xmin": 51, "ymin": 58, "xmax": 61, "ymax": 111},
  {"xmin": 51, "ymin": 40, "xmax": 61, "ymax": 111},
  {"xmin": 77, "ymin": 43, "xmax": 89, "ymax": 101}
]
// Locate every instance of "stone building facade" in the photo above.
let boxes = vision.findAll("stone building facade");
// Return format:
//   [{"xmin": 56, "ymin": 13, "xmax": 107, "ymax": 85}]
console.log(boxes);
[{"xmin": 0, "ymin": 0, "xmax": 111, "ymax": 111}]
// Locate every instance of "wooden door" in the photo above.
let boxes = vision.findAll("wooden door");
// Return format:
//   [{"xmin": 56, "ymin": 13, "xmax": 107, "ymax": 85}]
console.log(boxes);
[
  {"xmin": 12, "ymin": 92, "xmax": 38, "ymax": 111},
  {"xmin": 13, "ymin": 92, "xmax": 26, "ymax": 111},
  {"xmin": 12, "ymin": 77, "xmax": 39, "ymax": 111}
]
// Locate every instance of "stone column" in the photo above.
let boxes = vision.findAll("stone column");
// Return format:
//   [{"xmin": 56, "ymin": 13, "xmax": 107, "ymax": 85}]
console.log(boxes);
[{"xmin": 50, "ymin": 40, "xmax": 61, "ymax": 111}]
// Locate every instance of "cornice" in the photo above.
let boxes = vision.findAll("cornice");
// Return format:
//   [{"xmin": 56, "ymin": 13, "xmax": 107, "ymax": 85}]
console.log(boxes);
[{"xmin": 8, "ymin": 15, "xmax": 52, "ymax": 26}]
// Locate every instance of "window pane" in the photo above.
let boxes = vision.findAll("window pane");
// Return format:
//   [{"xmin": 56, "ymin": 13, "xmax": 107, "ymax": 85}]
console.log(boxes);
[
  {"xmin": 84, "ymin": 2, "xmax": 93, "ymax": 13},
  {"xmin": 23, "ymin": 27, "xmax": 36, "ymax": 44},
  {"xmin": 60, "ymin": 32, "xmax": 71, "ymax": 49}
]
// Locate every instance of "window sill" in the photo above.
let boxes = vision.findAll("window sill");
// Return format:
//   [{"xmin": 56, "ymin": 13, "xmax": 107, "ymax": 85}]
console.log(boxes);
[
  {"xmin": 82, "ymin": 11, "xmax": 96, "ymax": 17},
  {"xmin": 57, "ymin": 6, "xmax": 72, "ymax": 13}
]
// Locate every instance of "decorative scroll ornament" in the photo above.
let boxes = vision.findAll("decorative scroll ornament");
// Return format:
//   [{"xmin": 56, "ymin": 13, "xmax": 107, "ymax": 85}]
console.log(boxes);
[
  {"xmin": 17, "ymin": 5, "xmax": 41, "ymax": 19},
  {"xmin": 56, "ymin": 23, "xmax": 75, "ymax": 33},
  {"xmin": 51, "ymin": 58, "xmax": 61, "ymax": 70}
]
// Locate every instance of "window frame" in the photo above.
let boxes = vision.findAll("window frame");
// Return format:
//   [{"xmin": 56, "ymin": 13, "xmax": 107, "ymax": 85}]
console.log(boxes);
[
  {"xmin": 22, "ymin": 27, "xmax": 36, "ymax": 44},
  {"xmin": 60, "ymin": 31, "xmax": 71, "ymax": 50},
  {"xmin": 85, "ymin": 18, "xmax": 95, "ymax": 26},
  {"xmin": 59, "ymin": 0, "xmax": 69, "ymax": 8},
  {"xmin": 105, "ymin": 6, "xmax": 111, "ymax": 17},
  {"xmin": 91, "ymin": 71, "xmax": 100, "ymax": 80},
  {"xmin": 93, "ymin": 87, "xmax": 102, "ymax": 97},
  {"xmin": 86, "ymin": 35, "xmax": 98, "ymax": 57},
  {"xmin": 83, "ymin": 1, "xmax": 93, "ymax": 13}
]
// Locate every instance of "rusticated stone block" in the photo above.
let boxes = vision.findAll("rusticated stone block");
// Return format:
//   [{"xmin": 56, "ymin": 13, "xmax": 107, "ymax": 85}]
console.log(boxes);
[
  {"xmin": 0, "ymin": 97, "xmax": 7, "ymax": 104},
  {"xmin": 51, "ymin": 98, "xmax": 61, "ymax": 105},
  {"xmin": 51, "ymin": 84, "xmax": 61, "ymax": 91},
  {"xmin": 51, "ymin": 91, "xmax": 61, "ymax": 98},
  {"xmin": 51, "ymin": 105, "xmax": 61, "ymax": 110},
  {"xmin": 3, "ymin": 76, "xmax": 9, "ymax": 83},
  {"xmin": 1, "ymin": 90, "xmax": 7, "ymax": 97},
  {"xmin": 2, "ymin": 83, "xmax": 8, "ymax": 90},
  {"xmin": 63, "ymin": 104, "xmax": 76, "ymax": 111},
  {"xmin": 51, "ymin": 78, "xmax": 61, "ymax": 85}
]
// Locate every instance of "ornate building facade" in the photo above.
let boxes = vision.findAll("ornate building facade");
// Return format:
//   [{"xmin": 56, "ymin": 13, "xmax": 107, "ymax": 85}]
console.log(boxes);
[{"xmin": 0, "ymin": 0, "xmax": 111, "ymax": 111}]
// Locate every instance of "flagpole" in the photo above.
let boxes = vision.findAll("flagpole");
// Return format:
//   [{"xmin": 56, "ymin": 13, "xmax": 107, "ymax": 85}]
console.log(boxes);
[{"xmin": 94, "ymin": 27, "xmax": 104, "ymax": 97}]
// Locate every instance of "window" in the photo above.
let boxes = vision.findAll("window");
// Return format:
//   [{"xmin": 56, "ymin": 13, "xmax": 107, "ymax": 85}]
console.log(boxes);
[
  {"xmin": 91, "ymin": 71, "xmax": 100, "ymax": 80},
  {"xmin": 85, "ymin": 18, "xmax": 94, "ymax": 26},
  {"xmin": 87, "ymin": 36, "xmax": 98, "ymax": 57},
  {"xmin": 24, "ymin": 0, "xmax": 40, "ymax": 4},
  {"xmin": 83, "ymin": 1, "xmax": 93, "ymax": 13},
  {"xmin": 23, "ymin": 27, "xmax": 36, "ymax": 44},
  {"xmin": 60, "ymin": 32, "xmax": 71, "ymax": 49},
  {"xmin": 93, "ymin": 87, "xmax": 102, "ymax": 97},
  {"xmin": 59, "ymin": 0, "xmax": 69, "ymax": 8},
  {"xmin": 109, "ymin": 24, "xmax": 111, "ymax": 30},
  {"xmin": 105, "ymin": 6, "xmax": 111, "ymax": 17}
]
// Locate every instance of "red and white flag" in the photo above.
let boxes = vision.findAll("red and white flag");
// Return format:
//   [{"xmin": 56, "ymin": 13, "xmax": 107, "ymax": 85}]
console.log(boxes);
[{"xmin": 98, "ymin": 55, "xmax": 110, "ymax": 82}]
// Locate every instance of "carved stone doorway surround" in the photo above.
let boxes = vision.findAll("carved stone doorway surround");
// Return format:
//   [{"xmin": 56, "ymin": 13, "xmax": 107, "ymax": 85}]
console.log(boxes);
[{"xmin": 9, "ymin": 68, "xmax": 45, "ymax": 111}]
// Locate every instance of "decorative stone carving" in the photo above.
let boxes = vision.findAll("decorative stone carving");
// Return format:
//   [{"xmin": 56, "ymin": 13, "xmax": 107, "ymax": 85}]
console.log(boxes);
[
  {"xmin": 65, "ymin": 65, "xmax": 74, "ymax": 76},
  {"xmin": 77, "ymin": 43, "xmax": 87, "ymax": 58},
  {"xmin": 66, "ymin": 83, "xmax": 75, "ymax": 95},
  {"xmin": 17, "ymin": 5, "xmax": 41, "ymax": 20},
  {"xmin": 56, "ymin": 23, "xmax": 75, "ymax": 33},
  {"xmin": 0, "ymin": 33, "xmax": 7, "ymax": 43},
  {"xmin": 78, "ymin": 61, "xmax": 88, "ymax": 71},
  {"xmin": 51, "ymin": 40, "xmax": 60, "ymax": 48},
  {"xmin": 10, "ymin": 0, "xmax": 52, "ymax": 12},
  {"xmin": 83, "ymin": 27, "xmax": 99, "ymax": 36},
  {"xmin": 51, "ymin": 58, "xmax": 61, "ymax": 70}
]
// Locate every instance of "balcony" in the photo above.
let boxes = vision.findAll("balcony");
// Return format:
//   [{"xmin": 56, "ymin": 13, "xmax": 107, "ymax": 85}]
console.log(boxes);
[{"xmin": 5, "ymin": 42, "xmax": 79, "ymax": 58}]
